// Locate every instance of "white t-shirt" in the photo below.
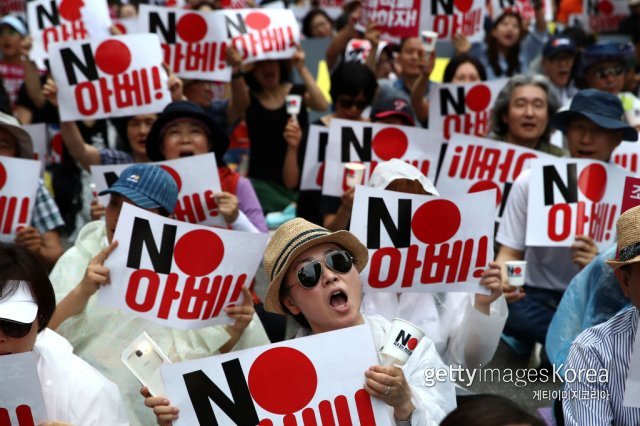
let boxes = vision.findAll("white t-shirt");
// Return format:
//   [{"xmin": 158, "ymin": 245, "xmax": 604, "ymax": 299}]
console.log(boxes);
[{"xmin": 496, "ymin": 169, "xmax": 579, "ymax": 291}]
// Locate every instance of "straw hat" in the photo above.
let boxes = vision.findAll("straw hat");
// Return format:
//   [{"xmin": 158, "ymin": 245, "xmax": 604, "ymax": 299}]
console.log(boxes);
[
  {"xmin": 606, "ymin": 205, "xmax": 640, "ymax": 269},
  {"xmin": 263, "ymin": 218, "xmax": 369, "ymax": 315}
]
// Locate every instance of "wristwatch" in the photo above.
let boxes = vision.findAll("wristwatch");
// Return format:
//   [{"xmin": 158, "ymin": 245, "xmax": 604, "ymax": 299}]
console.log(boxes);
[{"xmin": 395, "ymin": 412, "xmax": 412, "ymax": 425}]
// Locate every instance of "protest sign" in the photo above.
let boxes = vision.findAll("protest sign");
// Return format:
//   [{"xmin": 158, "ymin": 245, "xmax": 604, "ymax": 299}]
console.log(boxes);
[
  {"xmin": 526, "ymin": 158, "xmax": 630, "ymax": 250},
  {"xmin": 613, "ymin": 142, "xmax": 640, "ymax": 176},
  {"xmin": 91, "ymin": 153, "xmax": 225, "ymax": 228},
  {"xmin": 0, "ymin": 156, "xmax": 41, "ymax": 242},
  {"xmin": 571, "ymin": 0, "xmax": 627, "ymax": 33},
  {"xmin": 27, "ymin": 0, "xmax": 111, "ymax": 63},
  {"xmin": 344, "ymin": 38, "xmax": 373, "ymax": 63},
  {"xmin": 48, "ymin": 34, "xmax": 170, "ymax": 122},
  {"xmin": 436, "ymin": 134, "xmax": 555, "ymax": 220},
  {"xmin": 621, "ymin": 176, "xmax": 640, "ymax": 214},
  {"xmin": 99, "ymin": 203, "xmax": 269, "ymax": 329},
  {"xmin": 490, "ymin": 0, "xmax": 554, "ymax": 22},
  {"xmin": 112, "ymin": 17, "xmax": 140, "ymax": 35},
  {"xmin": 161, "ymin": 324, "xmax": 392, "ymax": 425},
  {"xmin": 22, "ymin": 123, "xmax": 48, "ymax": 169},
  {"xmin": 322, "ymin": 119, "xmax": 442, "ymax": 197},
  {"xmin": 359, "ymin": 0, "xmax": 422, "ymax": 41},
  {"xmin": 428, "ymin": 79, "xmax": 507, "ymax": 141},
  {"xmin": 0, "ymin": 352, "xmax": 47, "ymax": 425},
  {"xmin": 300, "ymin": 125, "xmax": 329, "ymax": 191},
  {"xmin": 426, "ymin": 0, "xmax": 485, "ymax": 42},
  {"xmin": 350, "ymin": 186, "xmax": 495, "ymax": 293}
]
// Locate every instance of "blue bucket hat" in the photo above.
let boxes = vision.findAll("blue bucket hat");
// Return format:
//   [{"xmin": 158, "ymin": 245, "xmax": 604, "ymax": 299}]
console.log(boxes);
[
  {"xmin": 577, "ymin": 41, "xmax": 634, "ymax": 75},
  {"xmin": 551, "ymin": 89, "xmax": 638, "ymax": 142},
  {"xmin": 98, "ymin": 164, "xmax": 179, "ymax": 214}
]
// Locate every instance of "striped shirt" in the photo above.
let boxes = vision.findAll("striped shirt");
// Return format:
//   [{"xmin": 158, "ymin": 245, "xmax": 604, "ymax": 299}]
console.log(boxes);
[{"xmin": 563, "ymin": 306, "xmax": 640, "ymax": 426}]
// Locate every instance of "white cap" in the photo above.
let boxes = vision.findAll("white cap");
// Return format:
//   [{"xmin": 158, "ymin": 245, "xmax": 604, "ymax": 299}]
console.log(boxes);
[
  {"xmin": 368, "ymin": 159, "xmax": 439, "ymax": 196},
  {"xmin": 0, "ymin": 281, "xmax": 37, "ymax": 324}
]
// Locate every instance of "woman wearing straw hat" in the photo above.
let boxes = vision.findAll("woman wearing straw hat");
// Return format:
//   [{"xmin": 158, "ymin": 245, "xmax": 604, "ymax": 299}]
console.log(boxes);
[
  {"xmin": 144, "ymin": 218, "xmax": 457, "ymax": 425},
  {"xmin": 562, "ymin": 205, "xmax": 640, "ymax": 425}
]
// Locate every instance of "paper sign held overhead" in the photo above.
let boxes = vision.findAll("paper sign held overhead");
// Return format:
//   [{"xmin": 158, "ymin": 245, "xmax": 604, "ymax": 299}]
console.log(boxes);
[
  {"xmin": 161, "ymin": 324, "xmax": 392, "ymax": 425},
  {"xmin": 0, "ymin": 157, "xmax": 41, "ymax": 242},
  {"xmin": 350, "ymin": 186, "xmax": 495, "ymax": 293},
  {"xmin": 612, "ymin": 142, "xmax": 640, "ymax": 176}
]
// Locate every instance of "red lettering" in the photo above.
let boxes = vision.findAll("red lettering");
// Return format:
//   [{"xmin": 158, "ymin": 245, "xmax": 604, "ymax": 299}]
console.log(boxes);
[
  {"xmin": 548, "ymin": 203, "xmax": 572, "ymax": 241},
  {"xmin": 126, "ymin": 269, "xmax": 160, "ymax": 312},
  {"xmin": 368, "ymin": 247, "xmax": 400, "ymax": 288}
]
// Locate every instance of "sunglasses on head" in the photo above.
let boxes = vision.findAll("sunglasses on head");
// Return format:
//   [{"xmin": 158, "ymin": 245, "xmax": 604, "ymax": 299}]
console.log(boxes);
[
  {"xmin": 0, "ymin": 319, "xmax": 33, "ymax": 339},
  {"xmin": 296, "ymin": 250, "xmax": 354, "ymax": 289},
  {"xmin": 594, "ymin": 65, "xmax": 625, "ymax": 79},
  {"xmin": 337, "ymin": 96, "xmax": 369, "ymax": 110}
]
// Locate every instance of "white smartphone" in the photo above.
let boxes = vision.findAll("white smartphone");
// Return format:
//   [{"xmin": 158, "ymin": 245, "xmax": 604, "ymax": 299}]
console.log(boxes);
[{"xmin": 121, "ymin": 332, "xmax": 171, "ymax": 397}]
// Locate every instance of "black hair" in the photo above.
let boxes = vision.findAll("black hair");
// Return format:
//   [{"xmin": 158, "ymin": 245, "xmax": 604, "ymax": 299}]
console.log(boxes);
[
  {"xmin": 487, "ymin": 11, "xmax": 523, "ymax": 77},
  {"xmin": 243, "ymin": 60, "xmax": 291, "ymax": 94},
  {"xmin": 440, "ymin": 394, "xmax": 545, "ymax": 426},
  {"xmin": 443, "ymin": 54, "xmax": 488, "ymax": 82},
  {"xmin": 0, "ymin": 243, "xmax": 56, "ymax": 332},
  {"xmin": 334, "ymin": 0, "xmax": 361, "ymax": 32},
  {"xmin": 302, "ymin": 9, "xmax": 334, "ymax": 38},
  {"xmin": 329, "ymin": 62, "xmax": 378, "ymax": 105}
]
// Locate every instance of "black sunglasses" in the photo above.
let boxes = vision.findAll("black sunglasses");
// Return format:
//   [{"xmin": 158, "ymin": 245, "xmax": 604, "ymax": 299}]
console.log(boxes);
[
  {"xmin": 0, "ymin": 319, "xmax": 33, "ymax": 339},
  {"xmin": 297, "ymin": 250, "xmax": 354, "ymax": 289},
  {"xmin": 594, "ymin": 65, "xmax": 624, "ymax": 79},
  {"xmin": 337, "ymin": 96, "xmax": 369, "ymax": 111}
]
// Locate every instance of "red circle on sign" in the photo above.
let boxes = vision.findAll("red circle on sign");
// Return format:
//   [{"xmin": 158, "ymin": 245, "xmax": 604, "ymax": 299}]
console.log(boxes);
[
  {"xmin": 95, "ymin": 40, "xmax": 131, "ymax": 75},
  {"xmin": 578, "ymin": 163, "xmax": 607, "ymax": 202},
  {"xmin": 598, "ymin": 0, "xmax": 613, "ymax": 14},
  {"xmin": 465, "ymin": 85, "xmax": 491, "ymax": 112},
  {"xmin": 411, "ymin": 199, "xmax": 462, "ymax": 244},
  {"xmin": 159, "ymin": 165, "xmax": 182, "ymax": 192},
  {"xmin": 177, "ymin": 13, "xmax": 208, "ymax": 43},
  {"xmin": 372, "ymin": 128, "xmax": 409, "ymax": 160},
  {"xmin": 59, "ymin": 0, "xmax": 84, "ymax": 21},
  {"xmin": 114, "ymin": 22, "xmax": 127, "ymax": 35},
  {"xmin": 0, "ymin": 163, "xmax": 6, "ymax": 191},
  {"xmin": 468, "ymin": 180, "xmax": 502, "ymax": 206},
  {"xmin": 454, "ymin": 0, "xmax": 473, "ymax": 13},
  {"xmin": 248, "ymin": 347, "xmax": 317, "ymax": 414},
  {"xmin": 173, "ymin": 230, "xmax": 224, "ymax": 276},
  {"xmin": 245, "ymin": 12, "xmax": 271, "ymax": 30},
  {"xmin": 407, "ymin": 338, "xmax": 419, "ymax": 350}
]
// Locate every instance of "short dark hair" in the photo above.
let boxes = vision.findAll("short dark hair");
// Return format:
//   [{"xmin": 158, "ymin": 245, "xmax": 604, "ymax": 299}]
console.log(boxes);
[
  {"xmin": 0, "ymin": 243, "xmax": 56, "ymax": 332},
  {"xmin": 330, "ymin": 62, "xmax": 378, "ymax": 105},
  {"xmin": 243, "ymin": 60, "xmax": 291, "ymax": 93},
  {"xmin": 440, "ymin": 394, "xmax": 545, "ymax": 426},
  {"xmin": 443, "ymin": 54, "xmax": 488, "ymax": 83},
  {"xmin": 301, "ymin": 9, "xmax": 334, "ymax": 38}
]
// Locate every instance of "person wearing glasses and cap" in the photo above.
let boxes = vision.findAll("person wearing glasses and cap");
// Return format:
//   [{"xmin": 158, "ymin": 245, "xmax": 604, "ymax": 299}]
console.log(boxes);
[
  {"xmin": 144, "ymin": 218, "xmax": 457, "ymax": 425},
  {"xmin": 562, "ymin": 205, "xmax": 640, "ymax": 425},
  {"xmin": 0, "ymin": 243, "xmax": 129, "ymax": 425}
]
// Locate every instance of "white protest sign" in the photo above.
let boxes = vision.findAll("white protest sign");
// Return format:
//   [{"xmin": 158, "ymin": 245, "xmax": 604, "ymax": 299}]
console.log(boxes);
[
  {"xmin": 22, "ymin": 123, "xmax": 48, "ymax": 169},
  {"xmin": 99, "ymin": 203, "xmax": 269, "ymax": 329},
  {"xmin": 425, "ymin": 0, "xmax": 486, "ymax": 42},
  {"xmin": 48, "ymin": 33, "xmax": 170, "ymax": 122},
  {"xmin": 359, "ymin": 0, "xmax": 422, "ymax": 42},
  {"xmin": 526, "ymin": 158, "xmax": 631, "ymax": 250},
  {"xmin": 344, "ymin": 39, "xmax": 373, "ymax": 63},
  {"xmin": 350, "ymin": 186, "xmax": 494, "ymax": 293},
  {"xmin": 113, "ymin": 17, "xmax": 140, "ymax": 35},
  {"xmin": 90, "ymin": 153, "xmax": 225, "ymax": 227},
  {"xmin": 490, "ymin": 0, "xmax": 553, "ymax": 22},
  {"xmin": 161, "ymin": 324, "xmax": 392, "ymax": 425},
  {"xmin": 436, "ymin": 134, "xmax": 555, "ymax": 221},
  {"xmin": 0, "ymin": 352, "xmax": 47, "ymax": 425},
  {"xmin": 428, "ymin": 79, "xmax": 508, "ymax": 141},
  {"xmin": 572, "ymin": 0, "xmax": 627, "ymax": 33},
  {"xmin": 0, "ymin": 157, "xmax": 41, "ymax": 242},
  {"xmin": 613, "ymin": 142, "xmax": 640, "ymax": 176},
  {"xmin": 322, "ymin": 119, "xmax": 442, "ymax": 197},
  {"xmin": 27, "ymin": 0, "xmax": 112, "ymax": 63},
  {"xmin": 300, "ymin": 125, "xmax": 329, "ymax": 191},
  {"xmin": 623, "ymin": 322, "xmax": 640, "ymax": 407}
]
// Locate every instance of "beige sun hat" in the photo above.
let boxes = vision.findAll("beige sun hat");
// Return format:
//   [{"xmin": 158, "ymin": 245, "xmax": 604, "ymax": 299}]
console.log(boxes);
[
  {"xmin": 0, "ymin": 111, "xmax": 33, "ymax": 159},
  {"xmin": 263, "ymin": 218, "xmax": 369, "ymax": 315},
  {"xmin": 606, "ymin": 205, "xmax": 640, "ymax": 269}
]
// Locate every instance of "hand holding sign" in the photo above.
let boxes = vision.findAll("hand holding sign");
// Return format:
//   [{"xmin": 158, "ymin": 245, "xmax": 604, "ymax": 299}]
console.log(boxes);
[
  {"xmin": 364, "ymin": 365, "xmax": 414, "ymax": 419},
  {"xmin": 474, "ymin": 261, "xmax": 503, "ymax": 314},
  {"xmin": 571, "ymin": 235, "xmax": 599, "ymax": 269},
  {"xmin": 283, "ymin": 117, "xmax": 302, "ymax": 148},
  {"xmin": 80, "ymin": 240, "xmax": 118, "ymax": 297},
  {"xmin": 14, "ymin": 226, "xmax": 43, "ymax": 256},
  {"xmin": 140, "ymin": 386, "xmax": 179, "ymax": 424},
  {"xmin": 213, "ymin": 192, "xmax": 239, "ymax": 224},
  {"xmin": 224, "ymin": 287, "xmax": 254, "ymax": 332}
]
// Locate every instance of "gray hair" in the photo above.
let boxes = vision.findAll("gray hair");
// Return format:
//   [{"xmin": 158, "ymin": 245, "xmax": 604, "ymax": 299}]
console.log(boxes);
[{"xmin": 490, "ymin": 74, "xmax": 560, "ymax": 144}]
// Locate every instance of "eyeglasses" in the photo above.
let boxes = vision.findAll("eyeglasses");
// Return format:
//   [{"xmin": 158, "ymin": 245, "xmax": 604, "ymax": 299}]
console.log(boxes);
[
  {"xmin": 594, "ymin": 65, "xmax": 625, "ymax": 79},
  {"xmin": 0, "ymin": 319, "xmax": 33, "ymax": 339},
  {"xmin": 296, "ymin": 250, "xmax": 354, "ymax": 289},
  {"xmin": 337, "ymin": 96, "xmax": 369, "ymax": 111}
]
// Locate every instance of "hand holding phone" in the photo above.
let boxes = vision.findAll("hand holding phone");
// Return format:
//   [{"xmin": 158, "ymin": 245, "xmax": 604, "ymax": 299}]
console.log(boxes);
[{"xmin": 121, "ymin": 332, "xmax": 171, "ymax": 397}]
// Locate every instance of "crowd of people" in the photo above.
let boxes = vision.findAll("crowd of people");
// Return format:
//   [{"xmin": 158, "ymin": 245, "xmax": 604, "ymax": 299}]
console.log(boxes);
[{"xmin": 1, "ymin": 0, "xmax": 640, "ymax": 424}]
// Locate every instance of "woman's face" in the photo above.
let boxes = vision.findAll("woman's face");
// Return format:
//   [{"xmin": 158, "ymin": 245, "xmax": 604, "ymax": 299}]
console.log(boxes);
[
  {"xmin": 334, "ymin": 92, "xmax": 369, "ymax": 120},
  {"xmin": 160, "ymin": 120, "xmax": 210, "ymax": 160},
  {"xmin": 491, "ymin": 16, "xmax": 521, "ymax": 49},
  {"xmin": 281, "ymin": 243, "xmax": 364, "ymax": 334},
  {"xmin": 126, "ymin": 114, "xmax": 157, "ymax": 157},
  {"xmin": 118, "ymin": 4, "xmax": 137, "ymax": 18},
  {"xmin": 183, "ymin": 81, "xmax": 215, "ymax": 107},
  {"xmin": 310, "ymin": 14, "xmax": 333, "ymax": 38},
  {"xmin": 452, "ymin": 62, "xmax": 482, "ymax": 83},
  {"xmin": 503, "ymin": 84, "xmax": 548, "ymax": 146},
  {"xmin": 0, "ymin": 25, "xmax": 22, "ymax": 59},
  {"xmin": 253, "ymin": 60, "xmax": 281, "ymax": 89},
  {"xmin": 0, "ymin": 319, "xmax": 39, "ymax": 356}
]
